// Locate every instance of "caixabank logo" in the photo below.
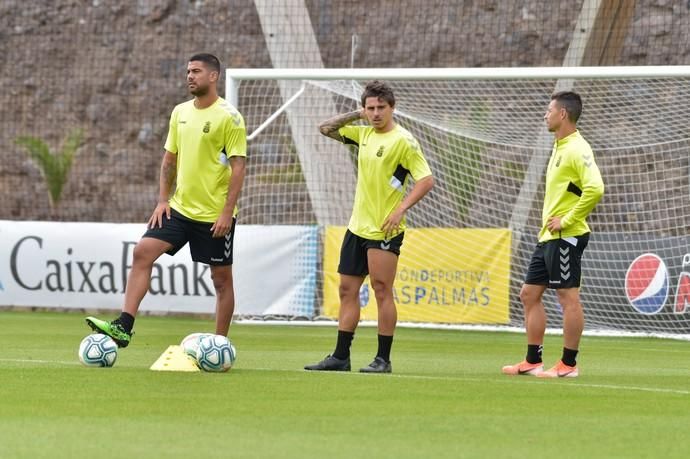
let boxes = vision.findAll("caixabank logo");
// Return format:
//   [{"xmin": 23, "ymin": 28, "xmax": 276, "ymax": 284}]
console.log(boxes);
[{"xmin": 625, "ymin": 253, "xmax": 690, "ymax": 315}]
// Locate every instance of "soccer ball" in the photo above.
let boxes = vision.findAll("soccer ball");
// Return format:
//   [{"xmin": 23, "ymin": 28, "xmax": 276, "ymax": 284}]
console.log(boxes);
[
  {"xmin": 78, "ymin": 334, "xmax": 118, "ymax": 367},
  {"xmin": 180, "ymin": 332, "xmax": 213, "ymax": 358},
  {"xmin": 195, "ymin": 334, "xmax": 236, "ymax": 372}
]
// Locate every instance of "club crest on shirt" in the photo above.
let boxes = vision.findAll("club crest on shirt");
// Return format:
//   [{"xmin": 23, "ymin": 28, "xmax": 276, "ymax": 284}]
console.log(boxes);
[
  {"xmin": 203, "ymin": 121, "xmax": 211, "ymax": 133},
  {"xmin": 376, "ymin": 146, "xmax": 384, "ymax": 157}
]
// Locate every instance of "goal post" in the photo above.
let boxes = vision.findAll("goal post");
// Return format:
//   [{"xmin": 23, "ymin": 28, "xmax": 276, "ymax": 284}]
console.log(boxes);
[{"xmin": 227, "ymin": 66, "xmax": 690, "ymax": 338}]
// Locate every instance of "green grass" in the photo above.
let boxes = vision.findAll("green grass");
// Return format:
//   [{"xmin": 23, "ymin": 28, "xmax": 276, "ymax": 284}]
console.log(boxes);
[{"xmin": 1, "ymin": 311, "xmax": 689, "ymax": 459}]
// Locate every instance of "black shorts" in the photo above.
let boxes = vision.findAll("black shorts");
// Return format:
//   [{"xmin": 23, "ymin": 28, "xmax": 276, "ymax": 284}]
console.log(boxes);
[
  {"xmin": 338, "ymin": 229, "xmax": 404, "ymax": 277},
  {"xmin": 524, "ymin": 234, "xmax": 589, "ymax": 289},
  {"xmin": 142, "ymin": 208, "xmax": 236, "ymax": 266}
]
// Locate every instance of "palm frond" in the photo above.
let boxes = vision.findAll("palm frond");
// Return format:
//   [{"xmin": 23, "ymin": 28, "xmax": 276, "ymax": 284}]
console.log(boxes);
[{"xmin": 15, "ymin": 129, "xmax": 83, "ymax": 207}]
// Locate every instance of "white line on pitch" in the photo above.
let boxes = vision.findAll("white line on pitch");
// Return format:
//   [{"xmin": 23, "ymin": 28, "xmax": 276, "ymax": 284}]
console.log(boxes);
[
  {"xmin": 3, "ymin": 359, "xmax": 688, "ymax": 396},
  {"xmin": 0, "ymin": 358, "xmax": 80, "ymax": 366}
]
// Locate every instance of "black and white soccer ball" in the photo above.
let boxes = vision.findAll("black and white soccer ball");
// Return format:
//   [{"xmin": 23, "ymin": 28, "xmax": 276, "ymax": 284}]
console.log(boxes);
[
  {"xmin": 195, "ymin": 334, "xmax": 236, "ymax": 372},
  {"xmin": 78, "ymin": 334, "xmax": 118, "ymax": 367},
  {"xmin": 180, "ymin": 332, "xmax": 213, "ymax": 359}
]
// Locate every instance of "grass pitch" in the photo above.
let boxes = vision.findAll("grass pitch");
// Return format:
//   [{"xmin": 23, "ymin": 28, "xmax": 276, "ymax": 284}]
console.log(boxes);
[{"xmin": 1, "ymin": 311, "xmax": 689, "ymax": 459}]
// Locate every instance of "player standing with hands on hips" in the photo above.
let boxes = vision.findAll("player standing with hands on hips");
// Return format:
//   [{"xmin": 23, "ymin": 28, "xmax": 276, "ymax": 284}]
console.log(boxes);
[
  {"xmin": 503, "ymin": 91, "xmax": 604, "ymax": 378},
  {"xmin": 305, "ymin": 81, "xmax": 434, "ymax": 373},
  {"xmin": 85, "ymin": 53, "xmax": 247, "ymax": 347}
]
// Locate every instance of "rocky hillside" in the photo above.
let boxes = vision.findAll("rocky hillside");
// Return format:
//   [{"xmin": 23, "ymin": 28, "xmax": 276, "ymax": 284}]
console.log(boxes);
[{"xmin": 0, "ymin": 0, "xmax": 687, "ymax": 226}]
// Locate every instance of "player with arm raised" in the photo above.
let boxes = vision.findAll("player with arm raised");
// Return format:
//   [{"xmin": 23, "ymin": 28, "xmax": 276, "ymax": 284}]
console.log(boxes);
[
  {"xmin": 503, "ymin": 91, "xmax": 604, "ymax": 378},
  {"xmin": 305, "ymin": 81, "xmax": 434, "ymax": 373},
  {"xmin": 85, "ymin": 53, "xmax": 247, "ymax": 347}
]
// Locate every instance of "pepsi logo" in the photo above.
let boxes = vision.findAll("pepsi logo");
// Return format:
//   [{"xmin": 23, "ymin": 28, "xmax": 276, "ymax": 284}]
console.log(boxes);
[{"xmin": 625, "ymin": 253, "xmax": 669, "ymax": 314}]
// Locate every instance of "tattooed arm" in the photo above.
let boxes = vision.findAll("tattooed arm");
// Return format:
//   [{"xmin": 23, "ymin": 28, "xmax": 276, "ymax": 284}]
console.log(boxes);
[
  {"xmin": 148, "ymin": 150, "xmax": 177, "ymax": 229},
  {"xmin": 318, "ymin": 109, "xmax": 364, "ymax": 141}
]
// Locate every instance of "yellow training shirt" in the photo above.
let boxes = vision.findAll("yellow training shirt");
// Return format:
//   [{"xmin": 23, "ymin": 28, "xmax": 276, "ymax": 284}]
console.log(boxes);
[
  {"xmin": 539, "ymin": 130, "xmax": 604, "ymax": 242},
  {"xmin": 164, "ymin": 97, "xmax": 247, "ymax": 222},
  {"xmin": 339, "ymin": 124, "xmax": 432, "ymax": 240}
]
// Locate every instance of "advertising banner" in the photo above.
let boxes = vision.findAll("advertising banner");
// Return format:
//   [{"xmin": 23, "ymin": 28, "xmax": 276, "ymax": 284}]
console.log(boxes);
[
  {"xmin": 0, "ymin": 221, "xmax": 318, "ymax": 316},
  {"xmin": 323, "ymin": 227, "xmax": 511, "ymax": 324},
  {"xmin": 579, "ymin": 232, "xmax": 690, "ymax": 330}
]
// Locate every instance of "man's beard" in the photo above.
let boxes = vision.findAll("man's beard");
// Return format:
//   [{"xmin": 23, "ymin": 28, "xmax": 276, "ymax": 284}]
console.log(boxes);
[{"xmin": 190, "ymin": 85, "xmax": 208, "ymax": 97}]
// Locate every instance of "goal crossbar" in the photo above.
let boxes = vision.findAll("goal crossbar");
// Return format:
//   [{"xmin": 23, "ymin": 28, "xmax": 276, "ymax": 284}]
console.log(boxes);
[{"xmin": 226, "ymin": 65, "xmax": 690, "ymax": 106}]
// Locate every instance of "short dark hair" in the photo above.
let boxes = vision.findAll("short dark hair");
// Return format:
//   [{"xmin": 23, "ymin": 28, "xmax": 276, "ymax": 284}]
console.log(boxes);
[
  {"xmin": 551, "ymin": 91, "xmax": 582, "ymax": 123},
  {"xmin": 361, "ymin": 80, "xmax": 395, "ymax": 107},
  {"xmin": 189, "ymin": 53, "xmax": 221, "ymax": 74}
]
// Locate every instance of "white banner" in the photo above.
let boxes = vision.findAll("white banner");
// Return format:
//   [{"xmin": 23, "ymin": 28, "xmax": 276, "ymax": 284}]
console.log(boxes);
[{"xmin": 0, "ymin": 221, "xmax": 318, "ymax": 316}]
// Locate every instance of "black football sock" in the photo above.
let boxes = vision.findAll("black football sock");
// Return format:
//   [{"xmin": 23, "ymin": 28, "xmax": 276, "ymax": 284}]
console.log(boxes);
[
  {"xmin": 526, "ymin": 344, "xmax": 543, "ymax": 364},
  {"xmin": 376, "ymin": 334, "xmax": 394, "ymax": 362},
  {"xmin": 562, "ymin": 347, "xmax": 578, "ymax": 367},
  {"xmin": 332, "ymin": 330, "xmax": 354, "ymax": 360},
  {"xmin": 115, "ymin": 312, "xmax": 135, "ymax": 334}
]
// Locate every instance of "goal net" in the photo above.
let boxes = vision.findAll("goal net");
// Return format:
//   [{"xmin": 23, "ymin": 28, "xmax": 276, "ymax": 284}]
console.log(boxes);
[{"xmin": 227, "ymin": 67, "xmax": 690, "ymax": 338}]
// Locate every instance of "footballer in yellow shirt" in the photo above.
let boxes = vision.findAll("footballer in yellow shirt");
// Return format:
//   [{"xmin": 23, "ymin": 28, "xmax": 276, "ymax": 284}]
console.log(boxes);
[
  {"xmin": 305, "ymin": 81, "xmax": 434, "ymax": 374},
  {"xmin": 502, "ymin": 91, "xmax": 603, "ymax": 379},
  {"xmin": 85, "ymin": 53, "xmax": 247, "ymax": 346}
]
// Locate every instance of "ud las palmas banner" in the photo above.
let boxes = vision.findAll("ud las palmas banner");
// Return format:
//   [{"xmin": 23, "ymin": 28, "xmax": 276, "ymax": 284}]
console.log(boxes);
[
  {"xmin": 0, "ymin": 220, "xmax": 318, "ymax": 317},
  {"xmin": 323, "ymin": 227, "xmax": 511, "ymax": 324}
]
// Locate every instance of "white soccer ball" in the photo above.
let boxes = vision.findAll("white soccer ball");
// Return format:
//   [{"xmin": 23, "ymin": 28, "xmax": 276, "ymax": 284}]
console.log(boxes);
[
  {"xmin": 196, "ymin": 334, "xmax": 236, "ymax": 372},
  {"xmin": 78, "ymin": 334, "xmax": 118, "ymax": 367},
  {"xmin": 180, "ymin": 332, "xmax": 213, "ymax": 358}
]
